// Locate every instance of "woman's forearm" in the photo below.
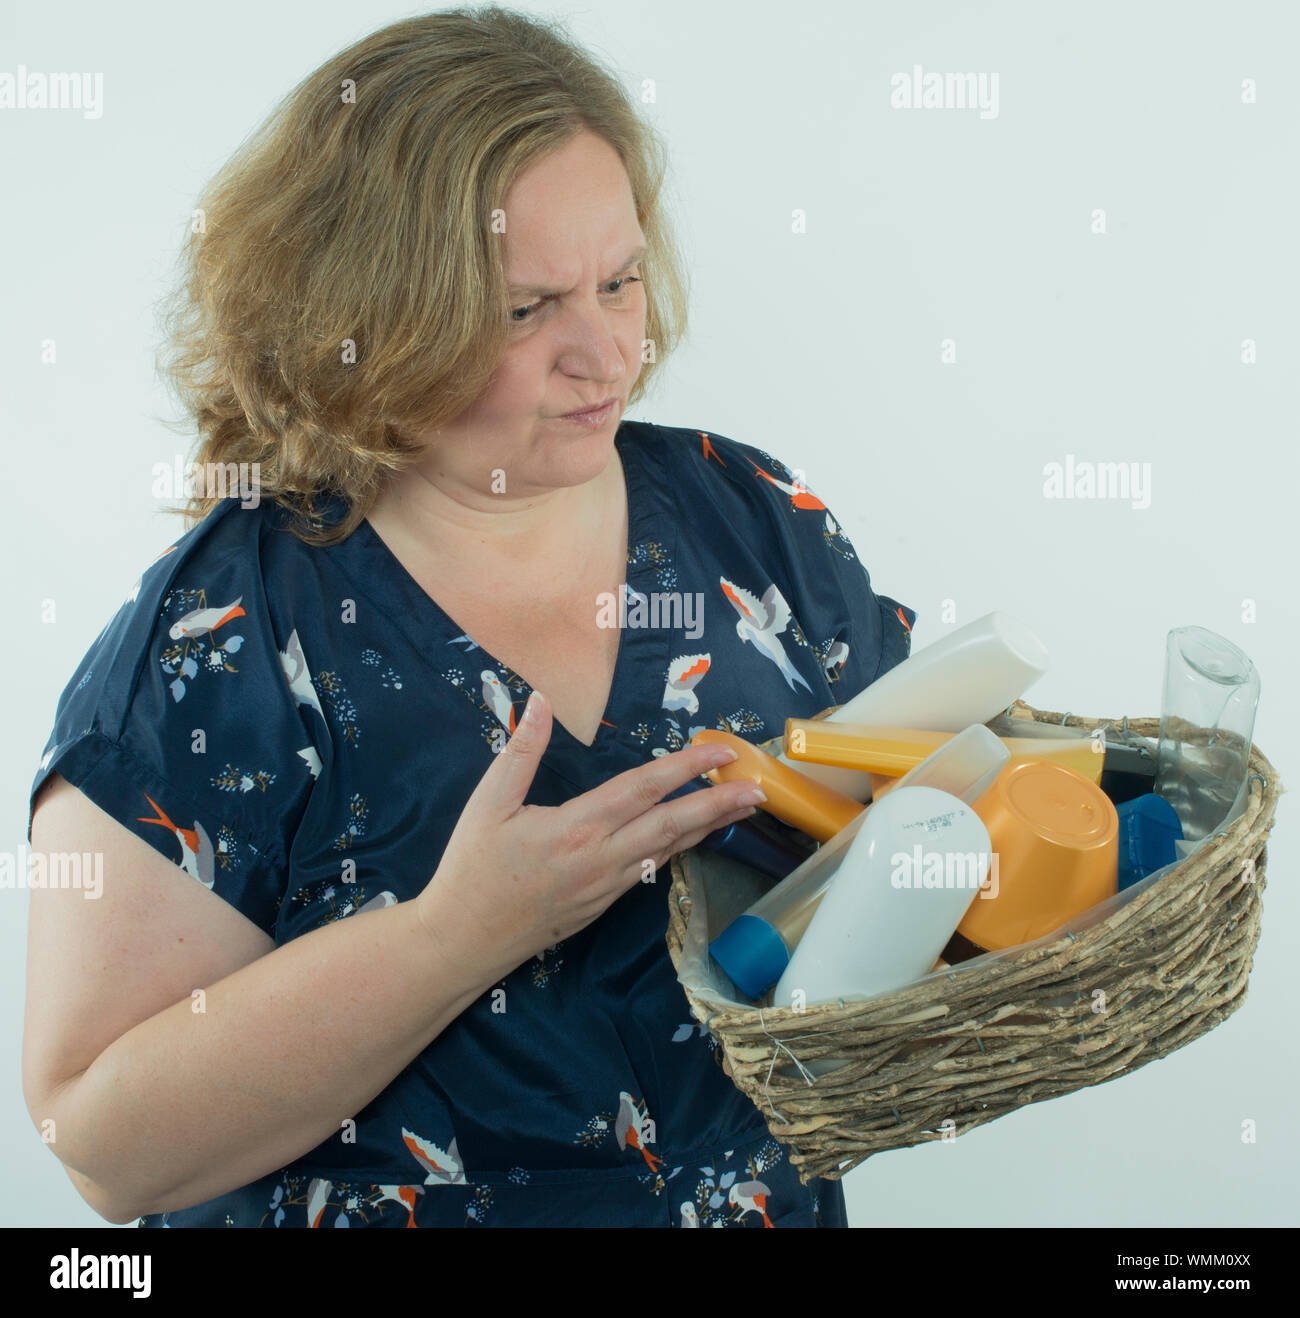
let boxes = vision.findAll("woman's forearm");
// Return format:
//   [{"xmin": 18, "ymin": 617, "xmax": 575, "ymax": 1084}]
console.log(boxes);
[{"xmin": 40, "ymin": 897, "xmax": 497, "ymax": 1221}]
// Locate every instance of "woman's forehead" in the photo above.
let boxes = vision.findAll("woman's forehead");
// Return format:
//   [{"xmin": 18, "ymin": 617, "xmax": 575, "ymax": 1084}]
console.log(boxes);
[{"xmin": 506, "ymin": 241, "xmax": 647, "ymax": 298}]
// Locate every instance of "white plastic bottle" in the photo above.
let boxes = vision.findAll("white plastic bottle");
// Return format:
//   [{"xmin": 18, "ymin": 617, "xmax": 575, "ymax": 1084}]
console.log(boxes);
[
  {"xmin": 772, "ymin": 785, "xmax": 992, "ymax": 1010},
  {"xmin": 708, "ymin": 725, "xmax": 1008, "ymax": 1003},
  {"xmin": 778, "ymin": 611, "xmax": 1049, "ymax": 800}
]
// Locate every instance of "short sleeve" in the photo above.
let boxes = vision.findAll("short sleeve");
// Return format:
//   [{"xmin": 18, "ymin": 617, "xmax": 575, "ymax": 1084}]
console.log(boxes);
[
  {"xmin": 688, "ymin": 429, "xmax": 917, "ymax": 699},
  {"xmin": 27, "ymin": 520, "xmax": 317, "ymax": 941}
]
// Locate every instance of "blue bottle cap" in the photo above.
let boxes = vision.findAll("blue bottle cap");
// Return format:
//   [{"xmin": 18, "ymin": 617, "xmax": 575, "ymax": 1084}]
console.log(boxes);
[
  {"xmin": 709, "ymin": 914, "xmax": 790, "ymax": 1000},
  {"xmin": 1116, "ymin": 793, "xmax": 1183, "ymax": 891}
]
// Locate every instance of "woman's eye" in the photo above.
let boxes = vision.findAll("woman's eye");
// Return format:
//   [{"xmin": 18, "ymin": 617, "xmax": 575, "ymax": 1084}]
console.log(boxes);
[{"xmin": 509, "ymin": 274, "xmax": 642, "ymax": 325}]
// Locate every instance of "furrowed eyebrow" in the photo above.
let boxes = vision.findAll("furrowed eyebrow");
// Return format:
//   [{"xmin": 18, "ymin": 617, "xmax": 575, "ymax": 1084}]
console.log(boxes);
[{"xmin": 507, "ymin": 244, "xmax": 646, "ymax": 298}]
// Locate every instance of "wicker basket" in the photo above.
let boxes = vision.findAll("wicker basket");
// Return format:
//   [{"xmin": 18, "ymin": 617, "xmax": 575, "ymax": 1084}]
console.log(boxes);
[{"xmin": 666, "ymin": 699, "xmax": 1283, "ymax": 1184}]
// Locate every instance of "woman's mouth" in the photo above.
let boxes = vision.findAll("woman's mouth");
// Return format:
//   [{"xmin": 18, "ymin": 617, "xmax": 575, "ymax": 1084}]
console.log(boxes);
[{"xmin": 556, "ymin": 398, "xmax": 619, "ymax": 426}]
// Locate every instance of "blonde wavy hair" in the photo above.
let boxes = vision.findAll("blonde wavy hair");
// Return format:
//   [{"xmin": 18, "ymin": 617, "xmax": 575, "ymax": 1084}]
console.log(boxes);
[{"xmin": 155, "ymin": 5, "xmax": 690, "ymax": 547}]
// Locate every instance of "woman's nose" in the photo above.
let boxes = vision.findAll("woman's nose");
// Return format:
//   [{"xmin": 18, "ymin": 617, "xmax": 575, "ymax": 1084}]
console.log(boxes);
[{"xmin": 554, "ymin": 298, "xmax": 628, "ymax": 374}]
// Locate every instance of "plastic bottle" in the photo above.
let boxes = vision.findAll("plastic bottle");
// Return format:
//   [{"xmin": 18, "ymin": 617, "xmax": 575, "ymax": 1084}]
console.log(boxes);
[
  {"xmin": 708, "ymin": 724, "xmax": 1009, "ymax": 1000},
  {"xmin": 773, "ymin": 612, "xmax": 1049, "ymax": 801},
  {"xmin": 691, "ymin": 727, "xmax": 864, "ymax": 842},
  {"xmin": 697, "ymin": 813, "xmax": 818, "ymax": 881},
  {"xmin": 783, "ymin": 720, "xmax": 1103, "ymax": 784},
  {"xmin": 1116, "ymin": 793, "xmax": 1183, "ymax": 891},
  {"xmin": 772, "ymin": 786, "xmax": 992, "ymax": 1009}
]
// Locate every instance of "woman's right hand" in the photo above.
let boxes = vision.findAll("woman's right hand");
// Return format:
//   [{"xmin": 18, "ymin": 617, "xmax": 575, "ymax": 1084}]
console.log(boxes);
[{"xmin": 414, "ymin": 689, "xmax": 765, "ymax": 985}]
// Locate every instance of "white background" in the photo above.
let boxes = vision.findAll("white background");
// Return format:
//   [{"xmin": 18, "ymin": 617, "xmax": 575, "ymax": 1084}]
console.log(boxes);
[{"xmin": 2, "ymin": 0, "xmax": 1296, "ymax": 1227}]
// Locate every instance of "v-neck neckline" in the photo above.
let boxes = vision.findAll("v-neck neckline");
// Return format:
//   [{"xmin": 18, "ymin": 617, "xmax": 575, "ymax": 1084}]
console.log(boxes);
[{"xmin": 341, "ymin": 421, "xmax": 670, "ymax": 770}]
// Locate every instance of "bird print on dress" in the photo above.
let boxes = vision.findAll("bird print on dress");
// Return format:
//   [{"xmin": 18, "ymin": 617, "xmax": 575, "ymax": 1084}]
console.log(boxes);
[
  {"xmin": 748, "ymin": 460, "xmax": 826, "ymax": 514},
  {"xmin": 160, "ymin": 588, "xmax": 246, "ymax": 702},
  {"xmin": 279, "ymin": 1175, "xmax": 462, "ymax": 1229},
  {"xmin": 670, "ymin": 1137, "xmax": 790, "ymax": 1227},
  {"xmin": 662, "ymin": 653, "xmax": 711, "ymax": 716},
  {"xmin": 719, "ymin": 576, "xmax": 812, "ymax": 694},
  {"xmin": 697, "ymin": 431, "xmax": 727, "ymax": 467},
  {"xmin": 728, "ymin": 1178, "xmax": 775, "ymax": 1227},
  {"xmin": 482, "ymin": 669, "xmax": 517, "ymax": 736},
  {"xmin": 402, "ymin": 1128, "xmax": 468, "ymax": 1187},
  {"xmin": 823, "ymin": 638, "xmax": 850, "ymax": 680},
  {"xmin": 168, "ymin": 594, "xmax": 247, "ymax": 641},
  {"xmin": 756, "ymin": 448, "xmax": 913, "ymax": 648},
  {"xmin": 615, "ymin": 1091, "xmax": 664, "ymax": 1171},
  {"xmin": 433, "ymin": 644, "xmax": 526, "ymax": 752},
  {"xmin": 372, "ymin": 1183, "xmax": 423, "ymax": 1228},
  {"xmin": 257, "ymin": 1138, "xmax": 806, "ymax": 1229},
  {"xmin": 280, "ymin": 628, "xmax": 323, "ymax": 718},
  {"xmin": 306, "ymin": 1177, "xmax": 332, "ymax": 1229},
  {"xmin": 574, "ymin": 1092, "xmax": 673, "ymax": 1193},
  {"xmin": 263, "ymin": 1174, "xmax": 429, "ymax": 1228},
  {"xmin": 135, "ymin": 793, "xmax": 215, "ymax": 889},
  {"xmin": 737, "ymin": 448, "xmax": 842, "ymax": 549},
  {"xmin": 709, "ymin": 436, "xmax": 886, "ymax": 682},
  {"xmin": 282, "ymin": 638, "xmax": 400, "ymax": 764}
]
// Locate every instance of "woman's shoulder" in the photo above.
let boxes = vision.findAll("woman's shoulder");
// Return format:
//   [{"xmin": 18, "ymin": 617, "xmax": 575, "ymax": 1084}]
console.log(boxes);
[
  {"xmin": 622, "ymin": 419, "xmax": 791, "ymax": 532},
  {"xmin": 627, "ymin": 417, "xmax": 917, "ymax": 688},
  {"xmin": 66, "ymin": 494, "xmax": 315, "ymax": 715},
  {"xmin": 626, "ymin": 418, "xmax": 844, "ymax": 552},
  {"xmin": 624, "ymin": 417, "xmax": 786, "ymax": 482},
  {"xmin": 29, "ymin": 496, "xmax": 324, "ymax": 937}
]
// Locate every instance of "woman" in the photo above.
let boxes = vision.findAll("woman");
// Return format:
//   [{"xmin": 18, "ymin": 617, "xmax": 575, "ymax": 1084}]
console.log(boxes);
[{"xmin": 23, "ymin": 6, "xmax": 915, "ymax": 1227}]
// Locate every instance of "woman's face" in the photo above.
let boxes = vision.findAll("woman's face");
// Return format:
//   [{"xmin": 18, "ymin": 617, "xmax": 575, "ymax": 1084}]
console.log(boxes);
[{"xmin": 417, "ymin": 129, "xmax": 648, "ymax": 500}]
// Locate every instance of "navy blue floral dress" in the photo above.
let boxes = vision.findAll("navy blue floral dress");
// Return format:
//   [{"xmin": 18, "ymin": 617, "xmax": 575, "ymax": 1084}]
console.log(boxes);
[{"xmin": 28, "ymin": 420, "xmax": 915, "ymax": 1227}]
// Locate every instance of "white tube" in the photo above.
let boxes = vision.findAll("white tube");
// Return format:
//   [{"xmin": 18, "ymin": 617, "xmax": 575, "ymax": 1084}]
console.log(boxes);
[
  {"xmin": 778, "ymin": 611, "xmax": 1048, "ymax": 800},
  {"xmin": 773, "ymin": 785, "xmax": 992, "ymax": 1009}
]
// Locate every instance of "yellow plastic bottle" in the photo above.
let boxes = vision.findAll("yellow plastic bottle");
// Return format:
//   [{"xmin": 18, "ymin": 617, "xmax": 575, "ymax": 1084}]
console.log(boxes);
[{"xmin": 784, "ymin": 720, "xmax": 1104, "ymax": 786}]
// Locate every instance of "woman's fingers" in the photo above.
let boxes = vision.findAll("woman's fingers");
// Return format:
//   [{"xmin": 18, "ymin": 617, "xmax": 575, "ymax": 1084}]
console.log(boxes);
[
  {"xmin": 561, "ymin": 742, "xmax": 758, "ymax": 839},
  {"xmin": 648, "ymin": 802, "xmax": 760, "ymax": 877},
  {"xmin": 613, "ymin": 780, "xmax": 766, "ymax": 883}
]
